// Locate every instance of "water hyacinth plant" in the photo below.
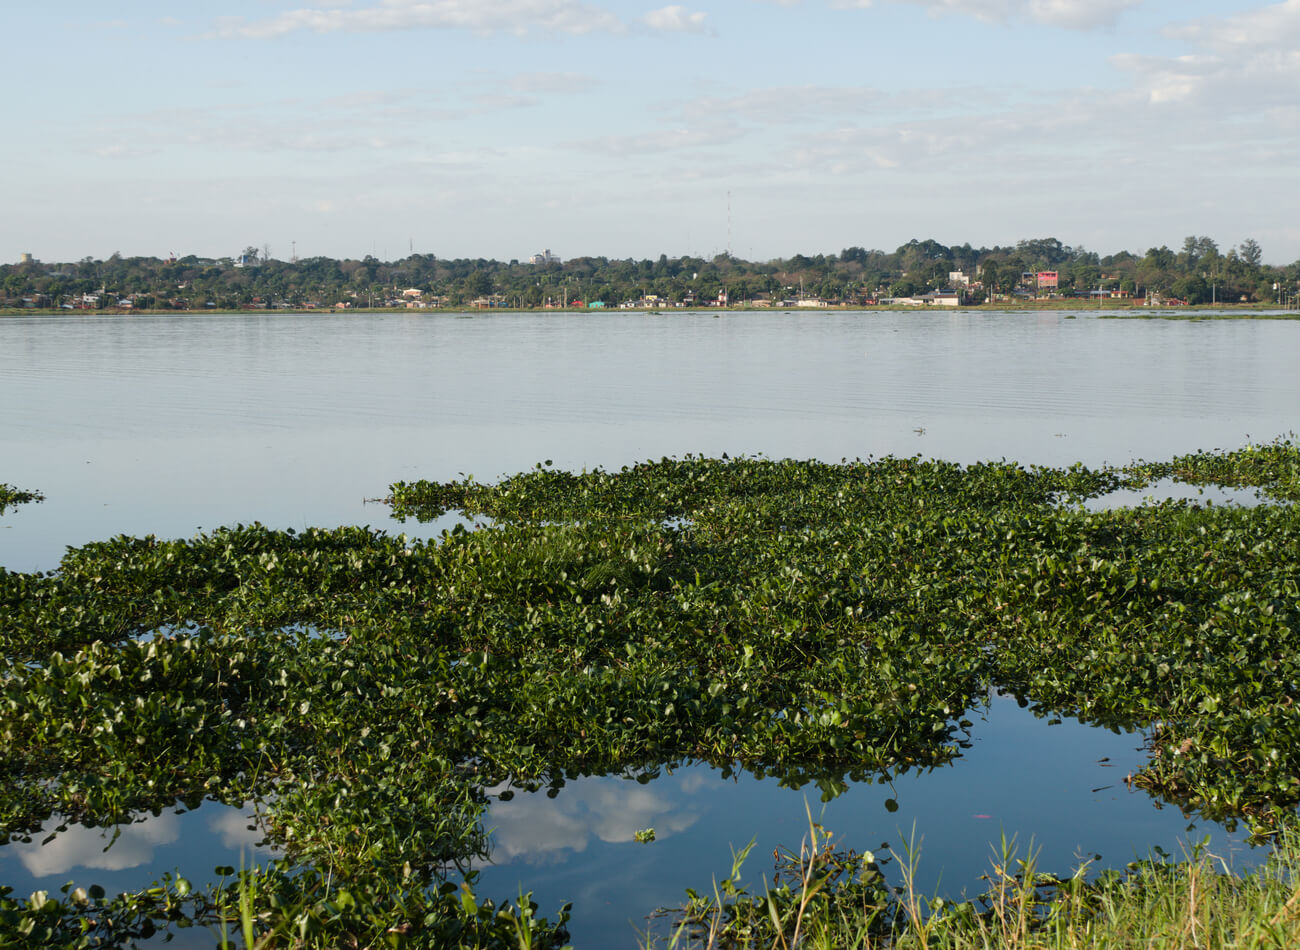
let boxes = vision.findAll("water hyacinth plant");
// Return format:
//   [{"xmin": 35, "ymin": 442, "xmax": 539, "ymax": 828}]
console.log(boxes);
[
  {"xmin": 1, "ymin": 438, "xmax": 1298, "ymax": 946},
  {"xmin": 0, "ymin": 484, "xmax": 41, "ymax": 516}
]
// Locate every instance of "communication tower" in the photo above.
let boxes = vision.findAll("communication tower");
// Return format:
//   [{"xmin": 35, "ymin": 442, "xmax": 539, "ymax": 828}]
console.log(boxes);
[{"xmin": 727, "ymin": 191, "xmax": 732, "ymax": 258}]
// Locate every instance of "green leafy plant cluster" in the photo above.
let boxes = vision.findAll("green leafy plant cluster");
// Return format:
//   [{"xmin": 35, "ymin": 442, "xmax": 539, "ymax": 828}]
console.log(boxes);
[
  {"xmin": 1168, "ymin": 440, "xmax": 1300, "ymax": 501},
  {"xmin": 2, "ymin": 439, "xmax": 1299, "ymax": 946},
  {"xmin": 0, "ymin": 864, "xmax": 567, "ymax": 950},
  {"xmin": 0, "ymin": 485, "xmax": 41, "ymax": 515},
  {"xmin": 388, "ymin": 445, "xmax": 1300, "ymax": 823}
]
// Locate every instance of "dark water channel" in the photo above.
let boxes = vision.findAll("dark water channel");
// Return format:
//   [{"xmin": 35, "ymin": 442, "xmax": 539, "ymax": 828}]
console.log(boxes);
[{"xmin": 3, "ymin": 309, "xmax": 1297, "ymax": 944}]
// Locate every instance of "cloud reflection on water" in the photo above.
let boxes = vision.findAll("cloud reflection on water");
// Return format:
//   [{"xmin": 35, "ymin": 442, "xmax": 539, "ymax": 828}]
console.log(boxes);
[
  {"xmin": 207, "ymin": 805, "xmax": 276, "ymax": 854},
  {"xmin": 487, "ymin": 775, "xmax": 710, "ymax": 864},
  {"xmin": 11, "ymin": 814, "xmax": 181, "ymax": 877},
  {"xmin": 4, "ymin": 803, "xmax": 276, "ymax": 881}
]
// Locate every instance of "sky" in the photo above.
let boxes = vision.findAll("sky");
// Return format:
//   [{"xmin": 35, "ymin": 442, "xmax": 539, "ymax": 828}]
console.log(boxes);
[{"xmin": 5, "ymin": 0, "xmax": 1299, "ymax": 264}]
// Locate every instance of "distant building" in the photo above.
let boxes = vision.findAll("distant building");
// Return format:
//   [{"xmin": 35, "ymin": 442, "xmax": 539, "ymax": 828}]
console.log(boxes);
[
  {"xmin": 19, "ymin": 252, "xmax": 33, "ymax": 265},
  {"xmin": 948, "ymin": 270, "xmax": 970, "ymax": 287},
  {"xmin": 918, "ymin": 290, "xmax": 961, "ymax": 307},
  {"xmin": 1037, "ymin": 271, "xmax": 1059, "ymax": 289},
  {"xmin": 529, "ymin": 249, "xmax": 561, "ymax": 265}
]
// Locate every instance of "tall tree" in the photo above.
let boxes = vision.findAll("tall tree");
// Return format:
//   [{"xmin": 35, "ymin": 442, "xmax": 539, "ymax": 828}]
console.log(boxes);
[
  {"xmin": 1239, "ymin": 238, "xmax": 1263, "ymax": 268},
  {"xmin": 980, "ymin": 260, "xmax": 1001, "ymax": 295}
]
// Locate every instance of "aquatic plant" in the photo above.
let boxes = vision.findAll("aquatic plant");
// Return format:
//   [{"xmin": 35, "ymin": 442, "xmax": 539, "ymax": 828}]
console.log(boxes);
[
  {"xmin": 0, "ymin": 484, "xmax": 41, "ymax": 516},
  {"xmin": 0, "ymin": 863, "xmax": 568, "ymax": 950},
  {"xmin": 2, "ymin": 439, "xmax": 1299, "ymax": 944}
]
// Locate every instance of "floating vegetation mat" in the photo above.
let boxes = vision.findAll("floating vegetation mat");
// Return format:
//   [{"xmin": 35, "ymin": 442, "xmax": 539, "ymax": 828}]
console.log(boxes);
[
  {"xmin": 0, "ymin": 484, "xmax": 42, "ymax": 517},
  {"xmin": 2, "ymin": 439, "xmax": 1299, "ymax": 947}
]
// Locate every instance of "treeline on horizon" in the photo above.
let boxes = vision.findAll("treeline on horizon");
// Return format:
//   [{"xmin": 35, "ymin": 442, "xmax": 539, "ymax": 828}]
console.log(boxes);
[{"xmin": 3, "ymin": 235, "xmax": 1294, "ymax": 310}]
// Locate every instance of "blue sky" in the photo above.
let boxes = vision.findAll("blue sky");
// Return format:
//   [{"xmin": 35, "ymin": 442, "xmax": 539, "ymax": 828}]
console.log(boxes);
[{"xmin": 6, "ymin": 0, "xmax": 1298, "ymax": 263}]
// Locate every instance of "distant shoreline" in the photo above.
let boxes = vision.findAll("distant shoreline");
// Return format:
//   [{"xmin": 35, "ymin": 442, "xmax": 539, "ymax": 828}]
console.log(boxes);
[{"xmin": 4, "ymin": 303, "xmax": 1298, "ymax": 319}]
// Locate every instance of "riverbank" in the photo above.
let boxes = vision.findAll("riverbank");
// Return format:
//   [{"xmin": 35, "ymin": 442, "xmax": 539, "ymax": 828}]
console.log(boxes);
[{"xmin": 2, "ymin": 302, "xmax": 1296, "ymax": 318}]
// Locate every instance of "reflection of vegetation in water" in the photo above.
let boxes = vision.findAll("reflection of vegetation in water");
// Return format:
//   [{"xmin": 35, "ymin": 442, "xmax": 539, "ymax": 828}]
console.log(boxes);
[{"xmin": 2, "ymin": 439, "xmax": 1299, "ymax": 945}]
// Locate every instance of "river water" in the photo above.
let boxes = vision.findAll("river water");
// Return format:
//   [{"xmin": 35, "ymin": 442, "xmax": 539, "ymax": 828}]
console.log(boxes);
[{"xmin": 2, "ymin": 309, "xmax": 1298, "ymax": 945}]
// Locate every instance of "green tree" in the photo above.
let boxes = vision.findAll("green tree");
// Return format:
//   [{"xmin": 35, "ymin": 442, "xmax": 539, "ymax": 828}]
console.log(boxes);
[
  {"xmin": 1171, "ymin": 274, "xmax": 1210, "ymax": 304},
  {"xmin": 1068, "ymin": 264, "xmax": 1100, "ymax": 292},
  {"xmin": 1015, "ymin": 237, "xmax": 1069, "ymax": 269},
  {"xmin": 1239, "ymin": 238, "xmax": 1263, "ymax": 268},
  {"xmin": 3, "ymin": 273, "xmax": 27, "ymax": 299},
  {"xmin": 979, "ymin": 260, "xmax": 1001, "ymax": 295},
  {"xmin": 463, "ymin": 271, "xmax": 492, "ymax": 299}
]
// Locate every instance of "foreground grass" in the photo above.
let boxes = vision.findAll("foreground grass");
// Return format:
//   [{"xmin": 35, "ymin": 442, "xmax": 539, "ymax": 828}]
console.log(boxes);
[{"xmin": 653, "ymin": 816, "xmax": 1300, "ymax": 950}]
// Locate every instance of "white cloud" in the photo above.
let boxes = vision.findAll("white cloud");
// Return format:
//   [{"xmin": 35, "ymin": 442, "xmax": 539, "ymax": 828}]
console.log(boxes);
[
  {"xmin": 506, "ymin": 72, "xmax": 598, "ymax": 95},
  {"xmin": 1110, "ymin": 53, "xmax": 1216, "ymax": 105},
  {"xmin": 1167, "ymin": 0, "xmax": 1300, "ymax": 50},
  {"xmin": 1023, "ymin": 0, "xmax": 1138, "ymax": 29},
  {"xmin": 78, "ymin": 72, "xmax": 600, "ymax": 164},
  {"xmin": 679, "ymin": 84, "xmax": 972, "ymax": 125},
  {"xmin": 469, "ymin": 93, "xmax": 540, "ymax": 110},
  {"xmin": 685, "ymin": 86, "xmax": 883, "ymax": 122},
  {"xmin": 1111, "ymin": 3, "xmax": 1300, "ymax": 110},
  {"xmin": 584, "ymin": 121, "xmax": 748, "ymax": 156},
  {"xmin": 831, "ymin": 0, "xmax": 1141, "ymax": 30},
  {"xmin": 643, "ymin": 5, "xmax": 710, "ymax": 32},
  {"xmin": 219, "ymin": 0, "xmax": 625, "ymax": 38}
]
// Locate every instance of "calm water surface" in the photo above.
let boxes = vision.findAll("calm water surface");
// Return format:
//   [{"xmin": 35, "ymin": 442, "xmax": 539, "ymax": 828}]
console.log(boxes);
[
  {"xmin": 4, "ymin": 309, "xmax": 1297, "ymax": 571},
  {"xmin": 2, "ymin": 310, "xmax": 1297, "ymax": 945}
]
